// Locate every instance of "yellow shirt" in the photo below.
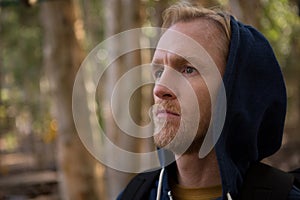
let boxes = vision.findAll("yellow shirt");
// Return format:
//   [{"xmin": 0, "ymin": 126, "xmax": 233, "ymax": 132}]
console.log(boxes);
[{"xmin": 170, "ymin": 181, "xmax": 222, "ymax": 200}]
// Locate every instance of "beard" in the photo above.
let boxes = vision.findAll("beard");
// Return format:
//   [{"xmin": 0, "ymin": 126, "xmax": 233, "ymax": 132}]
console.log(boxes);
[{"xmin": 152, "ymin": 100, "xmax": 209, "ymax": 155}]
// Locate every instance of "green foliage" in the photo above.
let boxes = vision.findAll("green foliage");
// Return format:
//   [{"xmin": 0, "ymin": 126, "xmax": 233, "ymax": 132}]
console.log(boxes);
[
  {"xmin": 78, "ymin": 0, "xmax": 105, "ymax": 51},
  {"xmin": 0, "ymin": 4, "xmax": 51, "ymax": 148},
  {"xmin": 1, "ymin": 5, "xmax": 42, "ymax": 88},
  {"xmin": 260, "ymin": 0, "xmax": 300, "ymax": 67}
]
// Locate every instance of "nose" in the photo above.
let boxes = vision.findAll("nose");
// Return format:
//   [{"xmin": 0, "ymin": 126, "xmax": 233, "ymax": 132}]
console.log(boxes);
[{"xmin": 153, "ymin": 83, "xmax": 176, "ymax": 100}]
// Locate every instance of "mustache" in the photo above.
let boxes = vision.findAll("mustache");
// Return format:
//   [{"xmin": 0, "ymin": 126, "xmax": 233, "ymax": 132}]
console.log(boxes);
[{"xmin": 152, "ymin": 101, "xmax": 181, "ymax": 116}]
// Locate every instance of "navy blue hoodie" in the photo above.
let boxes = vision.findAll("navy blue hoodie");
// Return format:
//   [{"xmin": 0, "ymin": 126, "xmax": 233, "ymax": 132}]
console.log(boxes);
[
  {"xmin": 117, "ymin": 16, "xmax": 300, "ymax": 200},
  {"xmin": 215, "ymin": 16, "xmax": 287, "ymax": 198}
]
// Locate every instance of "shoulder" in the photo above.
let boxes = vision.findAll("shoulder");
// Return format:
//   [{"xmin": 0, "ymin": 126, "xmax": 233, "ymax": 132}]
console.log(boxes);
[
  {"xmin": 240, "ymin": 162, "xmax": 296, "ymax": 199},
  {"xmin": 117, "ymin": 169, "xmax": 161, "ymax": 200}
]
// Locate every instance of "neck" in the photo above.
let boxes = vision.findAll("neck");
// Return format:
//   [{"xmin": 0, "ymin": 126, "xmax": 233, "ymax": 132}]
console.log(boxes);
[{"xmin": 174, "ymin": 149, "xmax": 221, "ymax": 188}]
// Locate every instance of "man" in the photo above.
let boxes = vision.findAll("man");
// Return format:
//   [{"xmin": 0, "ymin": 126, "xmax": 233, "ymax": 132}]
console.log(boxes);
[{"xmin": 118, "ymin": 3, "xmax": 300, "ymax": 200}]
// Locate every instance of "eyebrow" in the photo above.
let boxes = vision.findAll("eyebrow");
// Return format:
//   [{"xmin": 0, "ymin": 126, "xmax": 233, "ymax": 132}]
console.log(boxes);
[{"xmin": 152, "ymin": 54, "xmax": 193, "ymax": 66}]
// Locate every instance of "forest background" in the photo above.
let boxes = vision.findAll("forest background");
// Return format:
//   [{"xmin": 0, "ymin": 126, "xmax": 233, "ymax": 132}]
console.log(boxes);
[{"xmin": 0, "ymin": 0, "xmax": 300, "ymax": 199}]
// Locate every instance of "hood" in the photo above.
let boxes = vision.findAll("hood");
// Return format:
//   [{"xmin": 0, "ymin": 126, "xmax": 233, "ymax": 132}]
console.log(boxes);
[{"xmin": 215, "ymin": 16, "xmax": 287, "ymax": 198}]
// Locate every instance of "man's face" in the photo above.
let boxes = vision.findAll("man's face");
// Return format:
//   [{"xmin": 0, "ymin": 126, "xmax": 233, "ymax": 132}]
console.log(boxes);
[{"xmin": 151, "ymin": 20, "xmax": 226, "ymax": 155}]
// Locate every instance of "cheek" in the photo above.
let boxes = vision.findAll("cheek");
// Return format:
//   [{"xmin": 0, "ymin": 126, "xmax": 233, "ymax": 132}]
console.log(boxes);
[{"xmin": 194, "ymin": 81, "xmax": 211, "ymax": 112}]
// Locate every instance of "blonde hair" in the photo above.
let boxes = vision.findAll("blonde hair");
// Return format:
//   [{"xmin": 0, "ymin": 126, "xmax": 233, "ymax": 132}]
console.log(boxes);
[
  {"xmin": 162, "ymin": 2, "xmax": 231, "ymax": 64},
  {"xmin": 162, "ymin": 2, "xmax": 231, "ymax": 40}
]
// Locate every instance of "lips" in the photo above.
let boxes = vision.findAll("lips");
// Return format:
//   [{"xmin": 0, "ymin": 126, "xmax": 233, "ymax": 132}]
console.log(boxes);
[
  {"xmin": 156, "ymin": 109, "xmax": 180, "ymax": 117},
  {"xmin": 152, "ymin": 102, "xmax": 181, "ymax": 119}
]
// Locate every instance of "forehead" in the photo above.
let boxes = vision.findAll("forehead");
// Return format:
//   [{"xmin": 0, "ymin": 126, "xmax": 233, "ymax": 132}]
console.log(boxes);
[
  {"xmin": 169, "ymin": 19, "xmax": 214, "ymax": 43},
  {"xmin": 152, "ymin": 50, "xmax": 188, "ymax": 64},
  {"xmin": 153, "ymin": 19, "xmax": 221, "ymax": 63}
]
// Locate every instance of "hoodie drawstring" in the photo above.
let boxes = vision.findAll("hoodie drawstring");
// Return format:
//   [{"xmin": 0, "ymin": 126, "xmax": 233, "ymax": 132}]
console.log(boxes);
[
  {"xmin": 167, "ymin": 191, "xmax": 173, "ymax": 200},
  {"xmin": 227, "ymin": 192, "xmax": 233, "ymax": 200},
  {"xmin": 156, "ymin": 168, "xmax": 165, "ymax": 200}
]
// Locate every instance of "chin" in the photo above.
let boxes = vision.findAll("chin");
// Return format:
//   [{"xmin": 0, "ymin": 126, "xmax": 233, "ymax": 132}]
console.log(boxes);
[{"xmin": 153, "ymin": 121, "xmax": 208, "ymax": 156}]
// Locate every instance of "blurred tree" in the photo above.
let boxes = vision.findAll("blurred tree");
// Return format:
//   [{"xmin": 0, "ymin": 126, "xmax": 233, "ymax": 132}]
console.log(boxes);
[
  {"xmin": 102, "ymin": 0, "xmax": 145, "ymax": 198},
  {"xmin": 0, "ymin": 1, "xmax": 54, "ymax": 167},
  {"xmin": 39, "ymin": 0, "xmax": 100, "ymax": 199},
  {"xmin": 147, "ymin": 0, "xmax": 171, "ymax": 27},
  {"xmin": 0, "ymin": 3, "xmax": 60, "ymax": 198},
  {"xmin": 80, "ymin": 0, "xmax": 104, "ymax": 50},
  {"xmin": 228, "ymin": 0, "xmax": 262, "ymax": 28},
  {"xmin": 102, "ymin": 0, "xmax": 125, "ymax": 199}
]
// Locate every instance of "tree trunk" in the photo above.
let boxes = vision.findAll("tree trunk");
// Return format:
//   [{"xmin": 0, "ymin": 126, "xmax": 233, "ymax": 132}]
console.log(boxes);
[
  {"xmin": 102, "ymin": 1, "xmax": 124, "ymax": 199},
  {"xmin": 102, "ymin": 0, "xmax": 144, "ymax": 199},
  {"xmin": 39, "ymin": 1, "xmax": 100, "ymax": 199},
  {"xmin": 150, "ymin": 0, "xmax": 170, "ymax": 27},
  {"xmin": 228, "ymin": 0, "xmax": 262, "ymax": 28}
]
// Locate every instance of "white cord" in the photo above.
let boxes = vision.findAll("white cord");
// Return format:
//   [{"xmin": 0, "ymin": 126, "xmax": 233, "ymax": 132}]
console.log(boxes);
[
  {"xmin": 156, "ymin": 168, "xmax": 165, "ymax": 200},
  {"xmin": 227, "ymin": 192, "xmax": 233, "ymax": 200},
  {"xmin": 168, "ymin": 191, "xmax": 173, "ymax": 200}
]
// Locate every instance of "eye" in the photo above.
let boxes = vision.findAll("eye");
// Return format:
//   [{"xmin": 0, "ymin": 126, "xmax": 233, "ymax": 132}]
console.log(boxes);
[
  {"xmin": 182, "ymin": 66, "xmax": 198, "ymax": 75},
  {"xmin": 152, "ymin": 62, "xmax": 164, "ymax": 80},
  {"xmin": 154, "ymin": 69, "xmax": 164, "ymax": 79}
]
